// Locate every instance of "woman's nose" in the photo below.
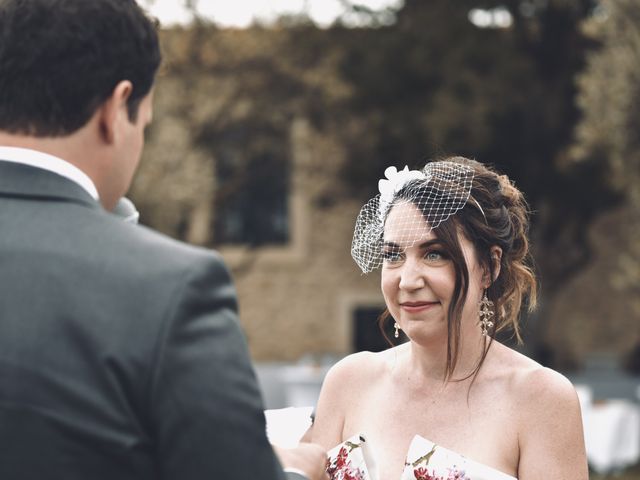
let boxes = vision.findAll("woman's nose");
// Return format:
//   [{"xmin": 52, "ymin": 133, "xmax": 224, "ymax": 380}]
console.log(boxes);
[{"xmin": 398, "ymin": 260, "xmax": 425, "ymax": 291}]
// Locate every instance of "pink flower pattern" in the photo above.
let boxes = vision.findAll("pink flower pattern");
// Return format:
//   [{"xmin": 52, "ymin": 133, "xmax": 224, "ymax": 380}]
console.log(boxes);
[
  {"xmin": 326, "ymin": 446, "xmax": 368, "ymax": 480},
  {"xmin": 413, "ymin": 466, "xmax": 470, "ymax": 480}
]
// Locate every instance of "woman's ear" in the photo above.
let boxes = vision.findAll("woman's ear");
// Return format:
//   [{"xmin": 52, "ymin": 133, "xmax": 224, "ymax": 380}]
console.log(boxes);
[{"xmin": 483, "ymin": 246, "xmax": 502, "ymax": 287}]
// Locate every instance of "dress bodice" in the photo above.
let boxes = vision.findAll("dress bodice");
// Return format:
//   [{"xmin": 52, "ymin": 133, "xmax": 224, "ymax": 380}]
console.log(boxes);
[{"xmin": 327, "ymin": 434, "xmax": 517, "ymax": 480}]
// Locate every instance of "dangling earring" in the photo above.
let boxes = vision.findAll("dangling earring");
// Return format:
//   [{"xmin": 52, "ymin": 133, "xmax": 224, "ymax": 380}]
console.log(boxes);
[
  {"xmin": 478, "ymin": 290, "xmax": 494, "ymax": 337},
  {"xmin": 394, "ymin": 322, "xmax": 400, "ymax": 338}
]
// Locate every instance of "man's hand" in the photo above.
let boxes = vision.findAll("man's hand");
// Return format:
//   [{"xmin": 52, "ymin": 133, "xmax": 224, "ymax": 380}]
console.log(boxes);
[{"xmin": 274, "ymin": 443, "xmax": 330, "ymax": 480}]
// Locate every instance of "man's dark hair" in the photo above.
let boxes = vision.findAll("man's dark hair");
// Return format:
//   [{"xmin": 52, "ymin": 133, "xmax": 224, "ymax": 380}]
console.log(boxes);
[{"xmin": 0, "ymin": 0, "xmax": 161, "ymax": 136}]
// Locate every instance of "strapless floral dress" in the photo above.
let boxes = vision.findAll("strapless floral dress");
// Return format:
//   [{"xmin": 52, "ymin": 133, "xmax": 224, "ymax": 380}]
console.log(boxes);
[{"xmin": 326, "ymin": 434, "xmax": 517, "ymax": 480}]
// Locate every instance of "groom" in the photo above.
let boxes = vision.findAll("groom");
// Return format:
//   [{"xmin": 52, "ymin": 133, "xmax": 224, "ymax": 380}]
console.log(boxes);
[{"xmin": 0, "ymin": 1, "xmax": 326, "ymax": 479}]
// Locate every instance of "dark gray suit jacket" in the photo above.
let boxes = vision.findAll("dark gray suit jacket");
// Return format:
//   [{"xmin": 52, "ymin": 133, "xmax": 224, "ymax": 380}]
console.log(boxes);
[{"xmin": 0, "ymin": 161, "xmax": 299, "ymax": 480}]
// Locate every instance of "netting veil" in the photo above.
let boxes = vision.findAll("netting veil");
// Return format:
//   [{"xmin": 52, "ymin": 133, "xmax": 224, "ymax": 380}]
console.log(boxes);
[{"xmin": 351, "ymin": 161, "xmax": 475, "ymax": 273}]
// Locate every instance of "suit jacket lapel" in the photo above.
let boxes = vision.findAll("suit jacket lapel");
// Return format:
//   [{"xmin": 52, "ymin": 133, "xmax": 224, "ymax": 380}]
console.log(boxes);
[{"xmin": 0, "ymin": 160, "xmax": 100, "ymax": 210}]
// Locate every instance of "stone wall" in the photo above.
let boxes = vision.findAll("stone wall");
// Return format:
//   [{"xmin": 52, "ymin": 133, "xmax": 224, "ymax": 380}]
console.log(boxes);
[{"xmin": 219, "ymin": 118, "xmax": 383, "ymax": 360}]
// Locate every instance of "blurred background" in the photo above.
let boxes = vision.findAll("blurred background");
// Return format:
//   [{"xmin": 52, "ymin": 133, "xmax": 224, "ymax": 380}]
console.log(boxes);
[{"xmin": 135, "ymin": 0, "xmax": 639, "ymax": 476}]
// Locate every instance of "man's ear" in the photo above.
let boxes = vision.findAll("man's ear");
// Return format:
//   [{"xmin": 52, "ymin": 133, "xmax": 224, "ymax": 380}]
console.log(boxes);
[
  {"xmin": 98, "ymin": 80, "xmax": 133, "ymax": 144},
  {"xmin": 483, "ymin": 246, "xmax": 503, "ymax": 287}
]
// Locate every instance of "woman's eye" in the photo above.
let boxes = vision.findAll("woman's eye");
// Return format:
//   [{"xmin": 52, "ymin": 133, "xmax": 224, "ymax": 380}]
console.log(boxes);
[
  {"xmin": 425, "ymin": 250, "xmax": 445, "ymax": 262},
  {"xmin": 382, "ymin": 250, "xmax": 403, "ymax": 262}
]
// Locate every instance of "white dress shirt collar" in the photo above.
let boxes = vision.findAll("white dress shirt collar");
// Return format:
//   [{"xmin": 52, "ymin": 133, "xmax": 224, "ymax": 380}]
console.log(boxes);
[{"xmin": 0, "ymin": 146, "xmax": 99, "ymax": 200}]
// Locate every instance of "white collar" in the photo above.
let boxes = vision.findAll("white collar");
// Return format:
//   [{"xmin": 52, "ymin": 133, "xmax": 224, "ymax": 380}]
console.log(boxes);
[{"xmin": 0, "ymin": 146, "xmax": 99, "ymax": 200}]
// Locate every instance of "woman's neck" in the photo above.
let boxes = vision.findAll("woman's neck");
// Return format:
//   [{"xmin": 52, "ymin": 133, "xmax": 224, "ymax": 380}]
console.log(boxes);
[{"xmin": 396, "ymin": 326, "xmax": 489, "ymax": 387}]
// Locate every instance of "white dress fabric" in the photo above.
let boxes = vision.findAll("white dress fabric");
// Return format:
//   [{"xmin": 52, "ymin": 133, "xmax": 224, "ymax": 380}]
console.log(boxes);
[{"xmin": 327, "ymin": 434, "xmax": 517, "ymax": 480}]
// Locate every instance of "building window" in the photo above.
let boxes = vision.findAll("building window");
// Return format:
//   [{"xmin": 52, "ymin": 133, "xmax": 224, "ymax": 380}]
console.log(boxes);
[
  {"xmin": 212, "ymin": 124, "xmax": 290, "ymax": 246},
  {"xmin": 353, "ymin": 306, "xmax": 401, "ymax": 352}
]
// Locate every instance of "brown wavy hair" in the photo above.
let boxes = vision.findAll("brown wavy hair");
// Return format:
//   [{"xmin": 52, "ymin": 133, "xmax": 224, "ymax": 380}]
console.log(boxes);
[{"xmin": 379, "ymin": 156, "xmax": 537, "ymax": 380}]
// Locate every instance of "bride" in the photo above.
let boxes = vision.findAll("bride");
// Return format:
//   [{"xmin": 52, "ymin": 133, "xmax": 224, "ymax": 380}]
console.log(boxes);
[{"xmin": 310, "ymin": 157, "xmax": 587, "ymax": 479}]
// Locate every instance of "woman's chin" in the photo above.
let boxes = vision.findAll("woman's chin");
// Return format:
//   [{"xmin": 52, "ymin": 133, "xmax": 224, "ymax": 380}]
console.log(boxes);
[{"xmin": 402, "ymin": 322, "xmax": 448, "ymax": 345}]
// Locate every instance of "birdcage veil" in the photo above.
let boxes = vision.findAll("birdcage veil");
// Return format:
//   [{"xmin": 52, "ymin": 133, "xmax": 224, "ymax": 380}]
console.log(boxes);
[{"xmin": 351, "ymin": 161, "xmax": 475, "ymax": 273}]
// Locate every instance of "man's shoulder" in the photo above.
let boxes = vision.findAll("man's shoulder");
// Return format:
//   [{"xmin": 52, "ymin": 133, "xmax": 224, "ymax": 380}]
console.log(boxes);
[
  {"xmin": 71, "ymin": 211, "xmax": 232, "ymax": 296},
  {"xmin": 101, "ymin": 212, "xmax": 223, "ymax": 268}
]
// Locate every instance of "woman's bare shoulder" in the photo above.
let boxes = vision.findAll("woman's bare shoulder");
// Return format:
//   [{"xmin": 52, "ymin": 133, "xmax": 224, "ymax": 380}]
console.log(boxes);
[
  {"xmin": 488, "ymin": 344, "xmax": 575, "ymax": 399},
  {"xmin": 486, "ymin": 343, "xmax": 587, "ymax": 477},
  {"xmin": 513, "ymin": 364, "xmax": 581, "ymax": 433},
  {"xmin": 322, "ymin": 348, "xmax": 392, "ymax": 388},
  {"xmin": 311, "ymin": 349, "xmax": 392, "ymax": 448},
  {"xmin": 479, "ymin": 344, "xmax": 579, "ymax": 433}
]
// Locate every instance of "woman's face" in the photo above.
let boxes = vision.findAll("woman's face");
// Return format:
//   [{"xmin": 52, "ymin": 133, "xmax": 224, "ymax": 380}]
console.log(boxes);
[{"xmin": 381, "ymin": 202, "xmax": 486, "ymax": 342}]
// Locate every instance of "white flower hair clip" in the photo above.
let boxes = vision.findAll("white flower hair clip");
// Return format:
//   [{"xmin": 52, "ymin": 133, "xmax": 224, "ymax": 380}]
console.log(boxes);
[{"xmin": 377, "ymin": 165, "xmax": 427, "ymax": 219}]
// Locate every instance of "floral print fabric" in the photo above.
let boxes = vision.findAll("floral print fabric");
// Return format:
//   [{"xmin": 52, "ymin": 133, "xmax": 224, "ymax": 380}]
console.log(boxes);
[
  {"xmin": 326, "ymin": 435, "xmax": 517, "ymax": 480},
  {"xmin": 326, "ymin": 436, "xmax": 372, "ymax": 480}
]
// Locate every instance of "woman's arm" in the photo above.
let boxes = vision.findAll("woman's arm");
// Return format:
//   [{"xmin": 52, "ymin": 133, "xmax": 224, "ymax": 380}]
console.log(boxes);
[{"xmin": 516, "ymin": 367, "xmax": 588, "ymax": 479}]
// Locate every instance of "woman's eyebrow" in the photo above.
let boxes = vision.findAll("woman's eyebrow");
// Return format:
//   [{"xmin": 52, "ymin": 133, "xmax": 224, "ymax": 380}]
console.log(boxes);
[
  {"xmin": 382, "ymin": 239, "xmax": 441, "ymax": 249},
  {"xmin": 418, "ymin": 239, "xmax": 442, "ymax": 249}
]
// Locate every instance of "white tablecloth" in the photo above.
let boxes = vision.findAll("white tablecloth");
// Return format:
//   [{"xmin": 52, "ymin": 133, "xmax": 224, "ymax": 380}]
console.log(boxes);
[
  {"xmin": 576, "ymin": 385, "xmax": 640, "ymax": 474},
  {"xmin": 265, "ymin": 406, "xmax": 314, "ymax": 448}
]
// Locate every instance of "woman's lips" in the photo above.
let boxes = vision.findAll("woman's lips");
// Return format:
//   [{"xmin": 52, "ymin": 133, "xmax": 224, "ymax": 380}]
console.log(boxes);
[{"xmin": 400, "ymin": 301, "xmax": 438, "ymax": 313}]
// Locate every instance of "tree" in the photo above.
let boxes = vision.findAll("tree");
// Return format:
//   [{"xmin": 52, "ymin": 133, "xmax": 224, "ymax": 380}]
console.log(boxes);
[{"xmin": 571, "ymin": 0, "xmax": 640, "ymax": 323}]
